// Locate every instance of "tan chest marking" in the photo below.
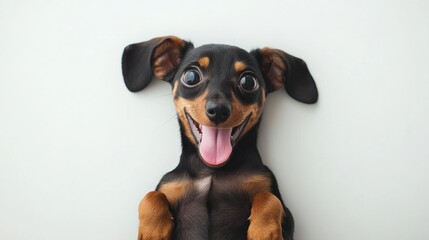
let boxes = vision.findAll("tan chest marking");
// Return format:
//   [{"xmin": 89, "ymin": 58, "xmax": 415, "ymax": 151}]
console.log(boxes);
[
  {"xmin": 158, "ymin": 180, "xmax": 192, "ymax": 204},
  {"xmin": 159, "ymin": 174, "xmax": 270, "ymax": 204},
  {"xmin": 158, "ymin": 176, "xmax": 212, "ymax": 204},
  {"xmin": 241, "ymin": 174, "xmax": 272, "ymax": 198}
]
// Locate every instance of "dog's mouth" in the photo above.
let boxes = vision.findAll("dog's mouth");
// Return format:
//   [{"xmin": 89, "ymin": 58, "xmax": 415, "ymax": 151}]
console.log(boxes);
[{"xmin": 185, "ymin": 112, "xmax": 250, "ymax": 167}]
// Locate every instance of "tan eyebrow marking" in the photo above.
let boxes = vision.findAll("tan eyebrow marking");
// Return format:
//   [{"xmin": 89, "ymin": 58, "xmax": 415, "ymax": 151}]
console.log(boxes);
[
  {"xmin": 234, "ymin": 61, "xmax": 247, "ymax": 72},
  {"xmin": 198, "ymin": 57, "xmax": 210, "ymax": 69}
]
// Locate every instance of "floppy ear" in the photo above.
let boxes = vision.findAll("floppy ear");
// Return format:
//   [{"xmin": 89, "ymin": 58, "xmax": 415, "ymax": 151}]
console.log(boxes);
[
  {"xmin": 251, "ymin": 48, "xmax": 318, "ymax": 104},
  {"xmin": 121, "ymin": 36, "xmax": 193, "ymax": 92}
]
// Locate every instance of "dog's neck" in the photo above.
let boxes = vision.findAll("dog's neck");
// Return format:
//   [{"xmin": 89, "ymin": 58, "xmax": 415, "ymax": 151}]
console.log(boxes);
[{"xmin": 176, "ymin": 120, "xmax": 263, "ymax": 177}]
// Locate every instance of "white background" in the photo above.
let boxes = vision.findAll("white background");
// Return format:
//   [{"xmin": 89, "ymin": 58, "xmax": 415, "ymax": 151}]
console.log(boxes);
[{"xmin": 1, "ymin": 0, "xmax": 428, "ymax": 239}]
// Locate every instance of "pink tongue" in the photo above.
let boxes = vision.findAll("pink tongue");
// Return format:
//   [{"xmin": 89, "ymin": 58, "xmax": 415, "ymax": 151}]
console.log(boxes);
[{"xmin": 199, "ymin": 126, "xmax": 232, "ymax": 166}]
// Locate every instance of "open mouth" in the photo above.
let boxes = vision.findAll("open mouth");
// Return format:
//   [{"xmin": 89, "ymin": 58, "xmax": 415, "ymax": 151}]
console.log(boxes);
[{"xmin": 185, "ymin": 112, "xmax": 250, "ymax": 167}]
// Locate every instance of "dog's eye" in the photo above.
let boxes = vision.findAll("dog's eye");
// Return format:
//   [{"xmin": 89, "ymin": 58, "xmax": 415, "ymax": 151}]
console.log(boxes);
[
  {"xmin": 181, "ymin": 68, "xmax": 202, "ymax": 87},
  {"xmin": 239, "ymin": 74, "xmax": 259, "ymax": 92}
]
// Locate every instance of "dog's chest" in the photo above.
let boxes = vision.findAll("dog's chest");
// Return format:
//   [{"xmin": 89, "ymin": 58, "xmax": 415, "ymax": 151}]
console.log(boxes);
[
  {"xmin": 159, "ymin": 172, "xmax": 271, "ymax": 206},
  {"xmin": 191, "ymin": 172, "xmax": 271, "ymax": 199},
  {"xmin": 194, "ymin": 176, "xmax": 212, "ymax": 195},
  {"xmin": 190, "ymin": 175, "xmax": 240, "ymax": 198},
  {"xmin": 160, "ymin": 172, "xmax": 273, "ymax": 239}
]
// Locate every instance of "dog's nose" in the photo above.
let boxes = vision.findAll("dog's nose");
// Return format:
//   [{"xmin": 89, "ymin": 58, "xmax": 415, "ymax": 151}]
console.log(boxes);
[{"xmin": 205, "ymin": 100, "xmax": 231, "ymax": 124}]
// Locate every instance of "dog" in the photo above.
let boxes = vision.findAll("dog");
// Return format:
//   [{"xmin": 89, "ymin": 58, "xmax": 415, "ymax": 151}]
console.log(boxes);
[{"xmin": 122, "ymin": 36, "xmax": 318, "ymax": 240}]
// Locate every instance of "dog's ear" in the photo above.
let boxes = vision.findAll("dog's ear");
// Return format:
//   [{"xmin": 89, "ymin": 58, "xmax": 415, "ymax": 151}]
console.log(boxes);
[
  {"xmin": 251, "ymin": 48, "xmax": 318, "ymax": 104},
  {"xmin": 122, "ymin": 36, "xmax": 193, "ymax": 92}
]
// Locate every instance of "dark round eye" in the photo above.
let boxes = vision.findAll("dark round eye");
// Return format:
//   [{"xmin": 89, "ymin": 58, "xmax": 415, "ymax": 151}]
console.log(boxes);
[
  {"xmin": 239, "ymin": 74, "xmax": 259, "ymax": 92},
  {"xmin": 181, "ymin": 68, "xmax": 202, "ymax": 87}
]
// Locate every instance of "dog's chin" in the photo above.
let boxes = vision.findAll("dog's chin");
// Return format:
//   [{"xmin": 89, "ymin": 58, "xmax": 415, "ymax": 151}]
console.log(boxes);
[{"xmin": 185, "ymin": 113, "xmax": 250, "ymax": 168}]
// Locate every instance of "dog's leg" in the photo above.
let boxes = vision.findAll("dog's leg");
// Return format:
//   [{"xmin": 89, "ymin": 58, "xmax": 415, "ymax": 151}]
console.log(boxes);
[
  {"xmin": 247, "ymin": 192, "xmax": 284, "ymax": 240},
  {"xmin": 137, "ymin": 191, "xmax": 173, "ymax": 240}
]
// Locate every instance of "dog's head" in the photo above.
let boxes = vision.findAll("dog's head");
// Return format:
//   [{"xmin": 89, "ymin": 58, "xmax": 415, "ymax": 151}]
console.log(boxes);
[{"xmin": 122, "ymin": 36, "xmax": 318, "ymax": 167}]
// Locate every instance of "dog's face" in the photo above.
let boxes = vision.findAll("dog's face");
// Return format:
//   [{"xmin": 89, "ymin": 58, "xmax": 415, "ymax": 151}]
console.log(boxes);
[
  {"xmin": 172, "ymin": 44, "xmax": 268, "ymax": 167},
  {"xmin": 122, "ymin": 36, "xmax": 318, "ymax": 167}
]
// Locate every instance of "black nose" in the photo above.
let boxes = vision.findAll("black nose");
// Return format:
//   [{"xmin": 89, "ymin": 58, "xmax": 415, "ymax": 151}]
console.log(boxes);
[{"xmin": 205, "ymin": 100, "xmax": 231, "ymax": 124}]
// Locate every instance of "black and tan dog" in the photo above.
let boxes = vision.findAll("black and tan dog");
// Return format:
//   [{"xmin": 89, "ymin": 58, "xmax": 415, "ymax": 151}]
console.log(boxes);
[{"xmin": 122, "ymin": 36, "xmax": 318, "ymax": 240}]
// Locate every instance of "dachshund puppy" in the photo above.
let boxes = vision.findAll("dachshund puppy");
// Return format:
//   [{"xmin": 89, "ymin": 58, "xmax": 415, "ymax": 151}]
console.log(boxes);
[{"xmin": 122, "ymin": 36, "xmax": 318, "ymax": 240}]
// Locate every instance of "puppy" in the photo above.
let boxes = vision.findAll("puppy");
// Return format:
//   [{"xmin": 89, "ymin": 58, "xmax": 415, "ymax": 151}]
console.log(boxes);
[{"xmin": 122, "ymin": 36, "xmax": 318, "ymax": 240}]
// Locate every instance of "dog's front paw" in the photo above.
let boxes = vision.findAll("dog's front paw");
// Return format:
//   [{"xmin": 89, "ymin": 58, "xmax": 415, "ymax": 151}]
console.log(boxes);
[
  {"xmin": 247, "ymin": 192, "xmax": 284, "ymax": 240},
  {"xmin": 138, "ymin": 191, "xmax": 173, "ymax": 240}
]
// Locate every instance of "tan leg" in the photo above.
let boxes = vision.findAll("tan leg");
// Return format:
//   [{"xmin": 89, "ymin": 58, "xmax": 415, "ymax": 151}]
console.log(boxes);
[
  {"xmin": 247, "ymin": 192, "xmax": 284, "ymax": 240},
  {"xmin": 137, "ymin": 191, "xmax": 173, "ymax": 240}
]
